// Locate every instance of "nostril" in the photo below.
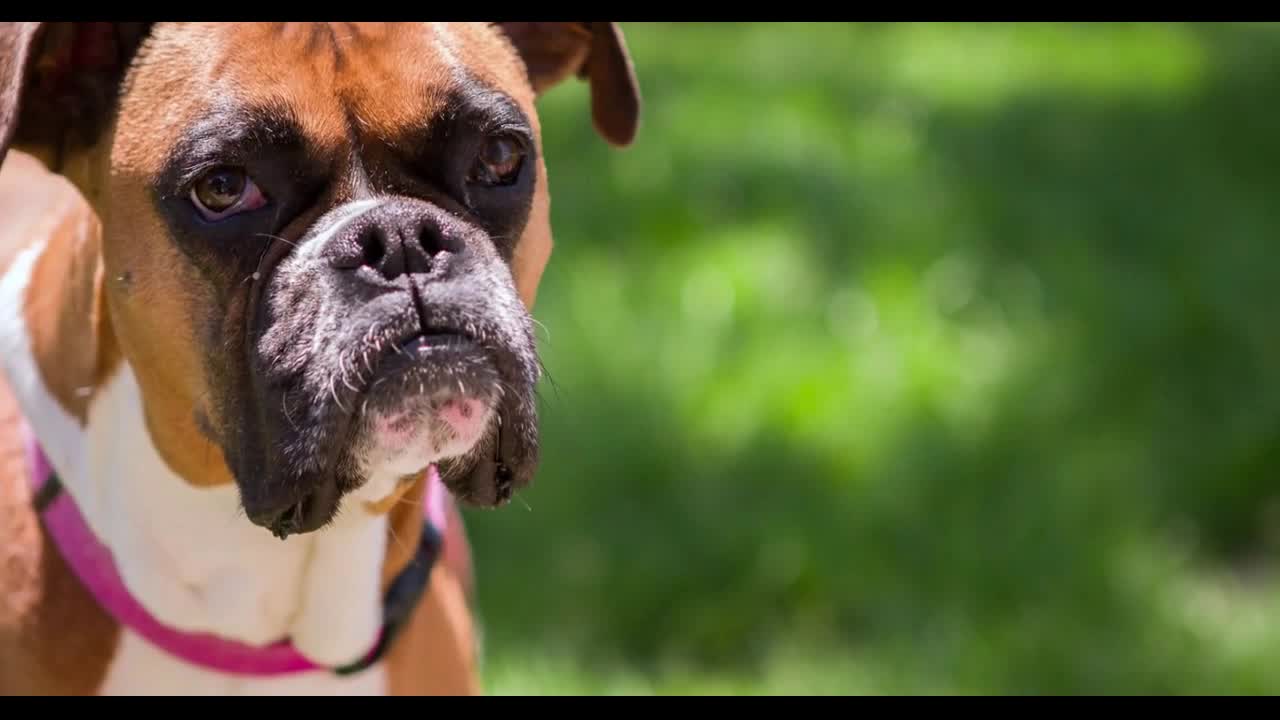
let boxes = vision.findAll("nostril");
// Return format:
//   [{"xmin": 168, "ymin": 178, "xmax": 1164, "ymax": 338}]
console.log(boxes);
[
  {"xmin": 418, "ymin": 226, "xmax": 435, "ymax": 257},
  {"xmin": 362, "ymin": 228, "xmax": 386, "ymax": 268},
  {"xmin": 419, "ymin": 225, "xmax": 456, "ymax": 259}
]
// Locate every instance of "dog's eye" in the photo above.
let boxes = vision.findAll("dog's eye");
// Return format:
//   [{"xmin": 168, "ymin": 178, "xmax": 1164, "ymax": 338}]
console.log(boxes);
[
  {"xmin": 468, "ymin": 135, "xmax": 526, "ymax": 187},
  {"xmin": 190, "ymin": 166, "xmax": 266, "ymax": 221}
]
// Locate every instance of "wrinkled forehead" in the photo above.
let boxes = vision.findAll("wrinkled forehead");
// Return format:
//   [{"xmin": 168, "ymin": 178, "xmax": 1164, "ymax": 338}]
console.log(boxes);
[{"xmin": 113, "ymin": 22, "xmax": 538, "ymax": 174}]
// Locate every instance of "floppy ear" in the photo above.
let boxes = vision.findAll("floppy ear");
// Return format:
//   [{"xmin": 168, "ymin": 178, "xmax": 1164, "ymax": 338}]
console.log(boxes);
[
  {"xmin": 493, "ymin": 22, "xmax": 641, "ymax": 147},
  {"xmin": 0, "ymin": 22, "xmax": 151, "ymax": 170}
]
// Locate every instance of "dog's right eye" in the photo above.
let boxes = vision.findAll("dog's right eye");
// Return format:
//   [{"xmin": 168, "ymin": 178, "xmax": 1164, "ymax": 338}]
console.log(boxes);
[{"xmin": 190, "ymin": 166, "xmax": 267, "ymax": 221}]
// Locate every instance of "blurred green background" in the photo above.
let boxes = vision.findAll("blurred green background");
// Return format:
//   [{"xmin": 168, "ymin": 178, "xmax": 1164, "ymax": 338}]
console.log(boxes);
[{"xmin": 461, "ymin": 22, "xmax": 1280, "ymax": 694}]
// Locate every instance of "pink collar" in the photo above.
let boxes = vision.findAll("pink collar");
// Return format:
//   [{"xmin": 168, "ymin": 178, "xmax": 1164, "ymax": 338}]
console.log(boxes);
[{"xmin": 23, "ymin": 423, "xmax": 448, "ymax": 677}]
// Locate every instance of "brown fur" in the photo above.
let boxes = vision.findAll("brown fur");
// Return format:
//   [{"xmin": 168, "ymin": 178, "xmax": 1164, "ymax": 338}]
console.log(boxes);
[
  {"xmin": 0, "ymin": 21, "xmax": 639, "ymax": 695},
  {"xmin": 24, "ymin": 172, "xmax": 119, "ymax": 424}
]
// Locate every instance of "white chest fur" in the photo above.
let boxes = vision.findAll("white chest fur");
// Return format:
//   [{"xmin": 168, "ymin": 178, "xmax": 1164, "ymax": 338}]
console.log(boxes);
[
  {"xmin": 85, "ymin": 369, "xmax": 391, "ymax": 673},
  {"xmin": 0, "ymin": 240, "xmax": 391, "ymax": 695}
]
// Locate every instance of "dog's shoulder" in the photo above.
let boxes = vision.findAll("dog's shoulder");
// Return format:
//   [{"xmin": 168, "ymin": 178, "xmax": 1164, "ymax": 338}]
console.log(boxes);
[
  {"xmin": 0, "ymin": 153, "xmax": 120, "ymax": 694},
  {"xmin": 0, "ymin": 371, "xmax": 120, "ymax": 695}
]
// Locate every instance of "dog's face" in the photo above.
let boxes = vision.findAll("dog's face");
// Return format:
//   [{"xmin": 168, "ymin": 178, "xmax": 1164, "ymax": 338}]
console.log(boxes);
[{"xmin": 0, "ymin": 22, "xmax": 639, "ymax": 538}]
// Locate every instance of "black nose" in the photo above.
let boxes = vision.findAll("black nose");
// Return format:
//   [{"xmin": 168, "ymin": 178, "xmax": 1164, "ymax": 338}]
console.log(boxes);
[{"xmin": 328, "ymin": 200, "xmax": 466, "ymax": 281}]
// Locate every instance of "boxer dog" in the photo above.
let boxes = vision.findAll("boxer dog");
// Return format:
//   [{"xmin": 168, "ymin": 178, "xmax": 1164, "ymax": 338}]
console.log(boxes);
[{"xmin": 0, "ymin": 22, "xmax": 639, "ymax": 695}]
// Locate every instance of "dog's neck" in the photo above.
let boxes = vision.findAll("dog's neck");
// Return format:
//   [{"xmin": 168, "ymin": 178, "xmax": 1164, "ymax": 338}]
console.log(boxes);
[{"xmin": 0, "ymin": 224, "xmax": 391, "ymax": 674}]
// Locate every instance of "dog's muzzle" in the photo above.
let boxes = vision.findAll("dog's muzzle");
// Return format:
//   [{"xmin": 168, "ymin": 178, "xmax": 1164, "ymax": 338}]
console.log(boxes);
[{"xmin": 232, "ymin": 197, "xmax": 541, "ymax": 539}]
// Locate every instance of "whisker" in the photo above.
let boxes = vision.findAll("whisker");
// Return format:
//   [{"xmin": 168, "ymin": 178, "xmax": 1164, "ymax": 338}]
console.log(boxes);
[
  {"xmin": 386, "ymin": 520, "xmax": 412, "ymax": 560},
  {"xmin": 531, "ymin": 317, "xmax": 552, "ymax": 345},
  {"xmin": 283, "ymin": 394, "xmax": 299, "ymax": 432},
  {"xmin": 342, "ymin": 372, "xmax": 361, "ymax": 395},
  {"xmin": 254, "ymin": 232, "xmax": 300, "ymax": 249},
  {"xmin": 330, "ymin": 377, "xmax": 349, "ymax": 415},
  {"xmin": 537, "ymin": 358, "xmax": 563, "ymax": 405}
]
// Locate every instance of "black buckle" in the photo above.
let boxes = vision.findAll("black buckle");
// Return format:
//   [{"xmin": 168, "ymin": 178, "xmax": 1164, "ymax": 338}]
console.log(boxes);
[{"xmin": 32, "ymin": 470, "xmax": 63, "ymax": 513}]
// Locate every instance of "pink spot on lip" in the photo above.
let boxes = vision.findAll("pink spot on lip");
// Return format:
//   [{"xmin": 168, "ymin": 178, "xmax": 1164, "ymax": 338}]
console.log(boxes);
[
  {"xmin": 437, "ymin": 398, "xmax": 486, "ymax": 438},
  {"xmin": 374, "ymin": 413, "xmax": 417, "ymax": 447}
]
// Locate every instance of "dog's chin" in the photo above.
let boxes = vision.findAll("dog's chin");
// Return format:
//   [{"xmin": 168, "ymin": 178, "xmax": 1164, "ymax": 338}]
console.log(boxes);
[
  {"xmin": 351, "ymin": 333, "xmax": 501, "ymax": 500},
  {"xmin": 243, "ymin": 332, "xmax": 513, "ymax": 539}
]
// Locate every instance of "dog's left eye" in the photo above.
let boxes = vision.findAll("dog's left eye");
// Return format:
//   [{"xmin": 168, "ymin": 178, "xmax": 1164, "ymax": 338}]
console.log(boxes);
[
  {"xmin": 190, "ymin": 166, "xmax": 267, "ymax": 221},
  {"xmin": 467, "ymin": 134, "xmax": 526, "ymax": 188}
]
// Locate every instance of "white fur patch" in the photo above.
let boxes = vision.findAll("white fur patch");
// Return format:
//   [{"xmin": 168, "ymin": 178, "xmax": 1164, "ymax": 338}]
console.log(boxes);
[
  {"xmin": 287, "ymin": 506, "xmax": 387, "ymax": 666},
  {"xmin": 85, "ymin": 368, "xmax": 314, "ymax": 645},
  {"xmin": 430, "ymin": 23, "xmax": 465, "ymax": 74},
  {"xmin": 0, "ymin": 239, "xmax": 89, "ymax": 495},
  {"xmin": 294, "ymin": 198, "xmax": 383, "ymax": 262},
  {"xmin": 85, "ymin": 365, "xmax": 390, "ymax": 688}
]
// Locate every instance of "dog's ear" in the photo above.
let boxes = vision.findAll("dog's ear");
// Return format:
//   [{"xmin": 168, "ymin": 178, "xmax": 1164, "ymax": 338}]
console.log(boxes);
[
  {"xmin": 0, "ymin": 22, "xmax": 151, "ymax": 169},
  {"xmin": 494, "ymin": 22, "xmax": 641, "ymax": 147}
]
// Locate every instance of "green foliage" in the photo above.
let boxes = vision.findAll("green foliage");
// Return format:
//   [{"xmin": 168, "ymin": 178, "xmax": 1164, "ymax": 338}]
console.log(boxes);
[{"xmin": 463, "ymin": 22, "xmax": 1280, "ymax": 694}]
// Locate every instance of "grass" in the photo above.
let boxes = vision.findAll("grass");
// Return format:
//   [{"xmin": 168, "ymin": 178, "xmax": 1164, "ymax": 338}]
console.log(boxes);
[{"xmin": 459, "ymin": 22, "xmax": 1280, "ymax": 694}]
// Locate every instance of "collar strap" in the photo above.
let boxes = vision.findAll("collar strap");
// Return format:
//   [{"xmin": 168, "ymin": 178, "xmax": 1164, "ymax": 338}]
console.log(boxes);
[{"xmin": 25, "ymin": 432, "xmax": 446, "ymax": 678}]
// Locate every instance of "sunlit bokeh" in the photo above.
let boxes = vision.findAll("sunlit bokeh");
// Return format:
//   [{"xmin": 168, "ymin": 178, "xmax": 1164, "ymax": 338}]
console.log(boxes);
[{"xmin": 459, "ymin": 22, "xmax": 1280, "ymax": 694}]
